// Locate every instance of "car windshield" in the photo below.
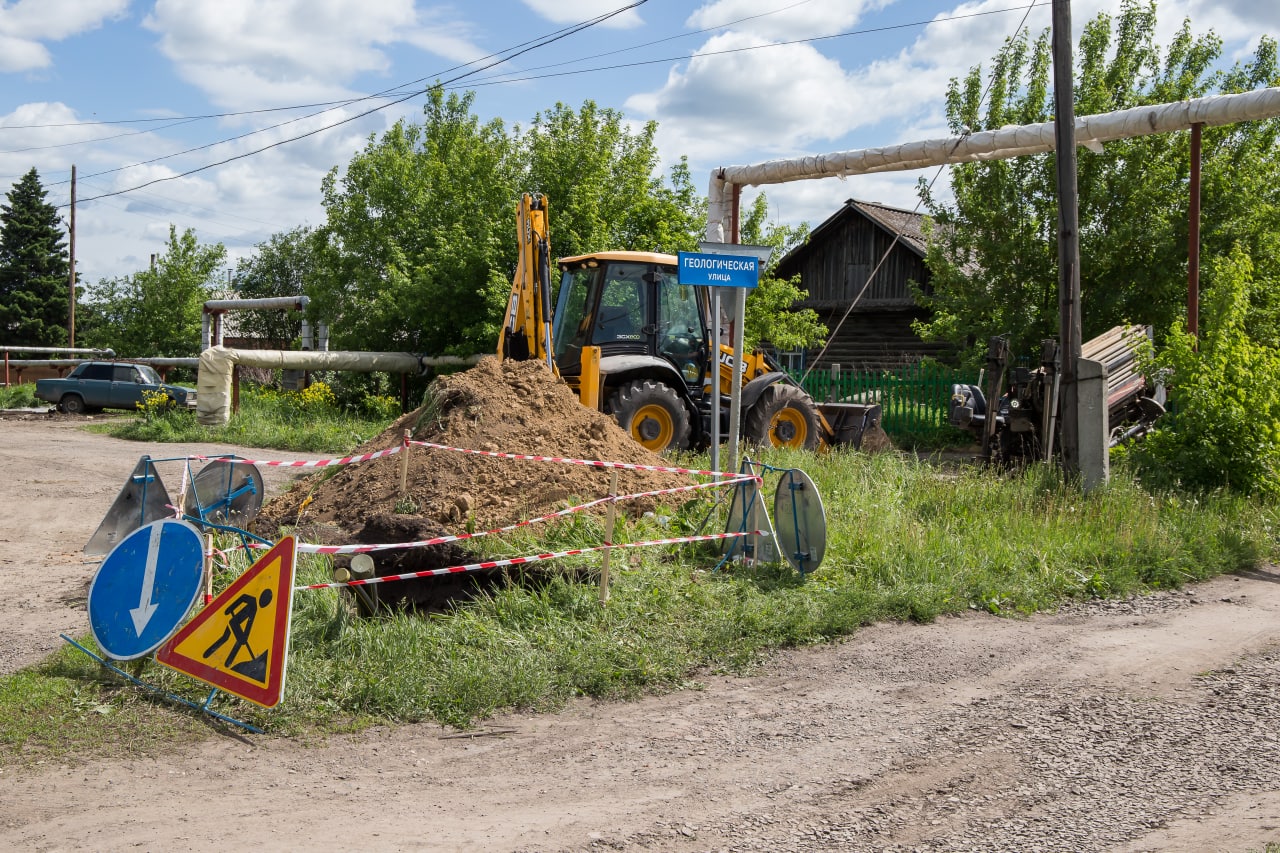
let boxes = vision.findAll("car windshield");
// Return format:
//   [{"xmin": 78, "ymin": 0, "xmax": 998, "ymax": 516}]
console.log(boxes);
[{"xmin": 136, "ymin": 365, "xmax": 162, "ymax": 384}]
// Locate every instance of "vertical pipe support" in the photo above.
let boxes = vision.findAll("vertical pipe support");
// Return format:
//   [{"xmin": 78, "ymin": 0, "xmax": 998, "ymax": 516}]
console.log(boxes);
[{"xmin": 1188, "ymin": 122, "xmax": 1202, "ymax": 339}]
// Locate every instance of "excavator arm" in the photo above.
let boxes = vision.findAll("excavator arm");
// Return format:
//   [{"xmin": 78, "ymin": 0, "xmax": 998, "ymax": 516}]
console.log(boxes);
[{"xmin": 498, "ymin": 193, "xmax": 557, "ymax": 373}]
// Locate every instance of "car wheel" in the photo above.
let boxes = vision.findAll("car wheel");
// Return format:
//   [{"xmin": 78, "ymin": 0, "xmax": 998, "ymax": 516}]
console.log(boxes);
[{"xmin": 60, "ymin": 394, "xmax": 87, "ymax": 415}]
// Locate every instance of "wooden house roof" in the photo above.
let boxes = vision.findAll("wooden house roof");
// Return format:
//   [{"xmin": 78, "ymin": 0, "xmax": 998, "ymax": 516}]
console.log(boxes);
[{"xmin": 777, "ymin": 198, "xmax": 927, "ymax": 276}]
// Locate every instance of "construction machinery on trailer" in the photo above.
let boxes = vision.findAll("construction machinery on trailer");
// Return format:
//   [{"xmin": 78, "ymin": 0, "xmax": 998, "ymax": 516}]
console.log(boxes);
[
  {"xmin": 948, "ymin": 325, "xmax": 1166, "ymax": 464},
  {"xmin": 497, "ymin": 193, "xmax": 881, "ymax": 453}
]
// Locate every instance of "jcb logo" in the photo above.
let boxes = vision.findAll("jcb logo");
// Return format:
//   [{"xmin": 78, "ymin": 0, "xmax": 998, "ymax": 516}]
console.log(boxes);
[{"xmin": 719, "ymin": 351, "xmax": 736, "ymax": 369}]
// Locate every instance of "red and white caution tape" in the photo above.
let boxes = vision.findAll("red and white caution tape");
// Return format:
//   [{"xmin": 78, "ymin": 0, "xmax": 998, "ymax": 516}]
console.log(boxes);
[
  {"xmin": 295, "ymin": 530, "xmax": 764, "ymax": 591},
  {"xmin": 408, "ymin": 439, "xmax": 747, "ymax": 480},
  {"xmin": 190, "ymin": 446, "xmax": 403, "ymax": 468},
  {"xmin": 287, "ymin": 475, "xmax": 757, "ymax": 555}
]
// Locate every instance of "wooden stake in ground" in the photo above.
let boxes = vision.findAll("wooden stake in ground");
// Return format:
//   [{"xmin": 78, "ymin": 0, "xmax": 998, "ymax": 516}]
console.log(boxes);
[
  {"xmin": 599, "ymin": 469, "xmax": 619, "ymax": 605},
  {"xmin": 398, "ymin": 429, "xmax": 411, "ymax": 498},
  {"xmin": 203, "ymin": 533, "xmax": 214, "ymax": 605}
]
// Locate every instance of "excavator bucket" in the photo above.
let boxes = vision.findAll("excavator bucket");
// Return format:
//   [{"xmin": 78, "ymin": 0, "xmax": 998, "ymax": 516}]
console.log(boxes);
[{"xmin": 817, "ymin": 402, "xmax": 884, "ymax": 450}]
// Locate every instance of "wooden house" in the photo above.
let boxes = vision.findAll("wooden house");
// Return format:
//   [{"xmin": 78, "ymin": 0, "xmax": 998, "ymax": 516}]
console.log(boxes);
[{"xmin": 774, "ymin": 198, "xmax": 951, "ymax": 370}]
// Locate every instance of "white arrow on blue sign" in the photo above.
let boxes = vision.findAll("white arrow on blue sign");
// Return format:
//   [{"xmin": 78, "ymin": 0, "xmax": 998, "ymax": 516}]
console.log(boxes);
[{"xmin": 88, "ymin": 519, "xmax": 205, "ymax": 661}]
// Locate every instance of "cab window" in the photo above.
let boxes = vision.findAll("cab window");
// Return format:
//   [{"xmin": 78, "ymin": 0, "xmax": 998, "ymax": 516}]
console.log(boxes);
[{"xmin": 592, "ymin": 264, "xmax": 649, "ymax": 344}]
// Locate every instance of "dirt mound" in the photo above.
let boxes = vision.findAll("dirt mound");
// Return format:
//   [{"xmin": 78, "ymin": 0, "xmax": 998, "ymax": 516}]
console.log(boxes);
[{"xmin": 255, "ymin": 357, "xmax": 689, "ymax": 544}]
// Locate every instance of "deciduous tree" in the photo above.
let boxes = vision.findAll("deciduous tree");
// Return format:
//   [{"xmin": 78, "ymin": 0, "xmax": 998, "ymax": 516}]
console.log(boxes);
[
  {"xmin": 232, "ymin": 226, "xmax": 320, "ymax": 345},
  {"xmin": 84, "ymin": 226, "xmax": 226, "ymax": 357},
  {"xmin": 738, "ymin": 194, "xmax": 826, "ymax": 352},
  {"xmin": 917, "ymin": 0, "xmax": 1280, "ymax": 364},
  {"xmin": 310, "ymin": 89, "xmax": 518, "ymax": 356}
]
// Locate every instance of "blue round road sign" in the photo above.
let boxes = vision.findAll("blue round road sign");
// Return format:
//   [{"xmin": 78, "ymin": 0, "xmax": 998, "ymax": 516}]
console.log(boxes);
[{"xmin": 88, "ymin": 519, "xmax": 205, "ymax": 660}]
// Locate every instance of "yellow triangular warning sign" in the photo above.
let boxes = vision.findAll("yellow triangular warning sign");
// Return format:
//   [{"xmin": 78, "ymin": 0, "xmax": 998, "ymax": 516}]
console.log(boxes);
[{"xmin": 156, "ymin": 537, "xmax": 296, "ymax": 708}]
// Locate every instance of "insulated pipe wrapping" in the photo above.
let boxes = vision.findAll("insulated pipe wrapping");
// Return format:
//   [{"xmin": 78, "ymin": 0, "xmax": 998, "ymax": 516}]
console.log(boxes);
[
  {"xmin": 705, "ymin": 87, "xmax": 1280, "ymax": 241},
  {"xmin": 195, "ymin": 346, "xmax": 480, "ymax": 425}
]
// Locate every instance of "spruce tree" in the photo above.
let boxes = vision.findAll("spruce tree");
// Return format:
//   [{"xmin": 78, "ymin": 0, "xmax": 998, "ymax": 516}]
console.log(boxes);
[{"xmin": 0, "ymin": 168, "xmax": 69, "ymax": 346}]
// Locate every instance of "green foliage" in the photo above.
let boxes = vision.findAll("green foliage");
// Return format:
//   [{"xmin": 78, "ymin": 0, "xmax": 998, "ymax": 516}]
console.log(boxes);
[
  {"xmin": 105, "ymin": 382, "xmax": 394, "ymax": 453},
  {"xmin": 0, "ymin": 437, "xmax": 1272, "ymax": 746},
  {"xmin": 738, "ymin": 194, "xmax": 827, "ymax": 351},
  {"xmin": 310, "ymin": 90, "xmax": 518, "ymax": 357},
  {"xmin": 232, "ymin": 226, "xmax": 319, "ymax": 345},
  {"xmin": 918, "ymin": 0, "xmax": 1280, "ymax": 364},
  {"xmin": 82, "ymin": 225, "xmax": 226, "ymax": 357},
  {"xmin": 1130, "ymin": 248, "xmax": 1280, "ymax": 495},
  {"xmin": 4, "ymin": 447, "xmax": 1274, "ymax": 749},
  {"xmin": 308, "ymin": 92, "xmax": 706, "ymax": 357},
  {"xmin": 522, "ymin": 101, "xmax": 704, "ymax": 258},
  {"xmin": 0, "ymin": 168, "xmax": 70, "ymax": 346},
  {"xmin": 0, "ymin": 382, "xmax": 38, "ymax": 408}
]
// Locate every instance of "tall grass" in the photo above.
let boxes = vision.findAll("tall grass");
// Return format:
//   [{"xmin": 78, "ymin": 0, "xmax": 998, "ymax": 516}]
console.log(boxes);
[
  {"xmin": 102, "ymin": 382, "xmax": 401, "ymax": 453},
  {"xmin": 7, "ymin": 446, "xmax": 1271, "ymax": 748},
  {"xmin": 0, "ymin": 383, "xmax": 39, "ymax": 408}
]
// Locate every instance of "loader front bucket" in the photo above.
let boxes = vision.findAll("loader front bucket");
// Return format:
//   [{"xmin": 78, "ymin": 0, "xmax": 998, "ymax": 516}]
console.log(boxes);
[{"xmin": 817, "ymin": 402, "xmax": 883, "ymax": 450}]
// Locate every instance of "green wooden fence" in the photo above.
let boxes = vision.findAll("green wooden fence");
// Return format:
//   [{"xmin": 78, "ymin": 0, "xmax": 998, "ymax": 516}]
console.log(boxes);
[{"xmin": 791, "ymin": 362, "xmax": 977, "ymax": 443}]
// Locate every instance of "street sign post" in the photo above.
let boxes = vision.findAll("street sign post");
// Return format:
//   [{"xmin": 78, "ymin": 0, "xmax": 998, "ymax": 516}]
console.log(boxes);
[
  {"xmin": 687, "ymin": 243, "xmax": 772, "ymax": 473},
  {"xmin": 676, "ymin": 251, "xmax": 760, "ymax": 288},
  {"xmin": 87, "ymin": 519, "xmax": 205, "ymax": 660}
]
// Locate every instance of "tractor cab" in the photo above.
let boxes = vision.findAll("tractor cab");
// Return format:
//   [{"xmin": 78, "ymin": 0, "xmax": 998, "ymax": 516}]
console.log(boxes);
[{"xmin": 552, "ymin": 252, "xmax": 712, "ymax": 398}]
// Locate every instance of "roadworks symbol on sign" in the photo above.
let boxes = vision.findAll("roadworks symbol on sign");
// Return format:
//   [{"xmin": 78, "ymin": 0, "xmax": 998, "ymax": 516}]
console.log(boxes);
[{"xmin": 156, "ymin": 537, "xmax": 296, "ymax": 708}]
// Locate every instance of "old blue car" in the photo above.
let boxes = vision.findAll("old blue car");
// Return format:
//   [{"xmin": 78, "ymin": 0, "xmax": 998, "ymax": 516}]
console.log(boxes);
[{"xmin": 35, "ymin": 362, "xmax": 196, "ymax": 414}]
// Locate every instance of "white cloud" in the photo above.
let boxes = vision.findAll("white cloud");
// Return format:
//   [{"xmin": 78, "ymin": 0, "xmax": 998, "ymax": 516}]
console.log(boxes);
[
  {"xmin": 0, "ymin": 95, "xmax": 409, "ymax": 285},
  {"xmin": 686, "ymin": 0, "xmax": 888, "ymax": 40},
  {"xmin": 627, "ymin": 31, "xmax": 868, "ymax": 161},
  {"xmin": 520, "ymin": 0, "xmax": 644, "ymax": 29},
  {"xmin": 0, "ymin": 0, "xmax": 127, "ymax": 72},
  {"xmin": 143, "ymin": 0, "xmax": 486, "ymax": 108}
]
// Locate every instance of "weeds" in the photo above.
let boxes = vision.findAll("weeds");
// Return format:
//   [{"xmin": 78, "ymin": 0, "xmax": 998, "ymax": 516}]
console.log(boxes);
[
  {"xmin": 0, "ymin": 383, "xmax": 39, "ymax": 408},
  {"xmin": 102, "ymin": 382, "xmax": 398, "ymax": 453},
  {"xmin": 3, "ymin": 445, "xmax": 1274, "ymax": 757}
]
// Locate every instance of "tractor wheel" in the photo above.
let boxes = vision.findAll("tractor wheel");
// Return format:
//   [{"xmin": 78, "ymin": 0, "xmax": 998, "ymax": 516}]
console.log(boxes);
[
  {"xmin": 60, "ymin": 394, "xmax": 87, "ymax": 415},
  {"xmin": 608, "ymin": 380, "xmax": 692, "ymax": 453},
  {"xmin": 744, "ymin": 384, "xmax": 821, "ymax": 451}
]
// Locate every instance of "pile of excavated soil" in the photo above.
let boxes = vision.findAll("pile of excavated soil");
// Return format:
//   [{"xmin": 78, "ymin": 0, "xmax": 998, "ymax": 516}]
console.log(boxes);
[{"xmin": 254, "ymin": 357, "xmax": 689, "ymax": 547}]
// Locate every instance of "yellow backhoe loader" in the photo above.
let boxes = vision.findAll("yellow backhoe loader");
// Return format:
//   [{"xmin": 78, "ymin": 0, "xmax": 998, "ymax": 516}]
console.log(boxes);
[{"xmin": 498, "ymin": 193, "xmax": 881, "ymax": 453}]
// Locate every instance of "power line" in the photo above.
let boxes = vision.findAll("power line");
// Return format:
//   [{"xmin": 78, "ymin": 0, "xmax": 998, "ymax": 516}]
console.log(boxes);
[
  {"xmin": 460, "ymin": 3, "xmax": 1050, "ymax": 89},
  {"xmin": 43, "ymin": 1, "xmax": 1049, "ymax": 208},
  {"xmin": 12, "ymin": 0, "xmax": 1044, "ymax": 137},
  {"xmin": 58, "ymin": 1, "xmax": 647, "ymax": 206},
  {"xmin": 32, "ymin": 2, "xmax": 649, "ymax": 181},
  {"xmin": 800, "ymin": 1, "xmax": 1042, "ymax": 381}
]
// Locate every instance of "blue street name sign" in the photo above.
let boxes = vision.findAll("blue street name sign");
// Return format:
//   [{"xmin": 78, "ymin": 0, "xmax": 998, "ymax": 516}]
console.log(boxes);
[
  {"xmin": 88, "ymin": 519, "xmax": 205, "ymax": 661},
  {"xmin": 677, "ymin": 251, "xmax": 759, "ymax": 288}
]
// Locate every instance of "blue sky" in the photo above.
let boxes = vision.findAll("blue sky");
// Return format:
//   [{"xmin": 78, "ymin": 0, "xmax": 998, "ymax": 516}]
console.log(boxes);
[{"xmin": 1, "ymin": 0, "xmax": 1274, "ymax": 285}]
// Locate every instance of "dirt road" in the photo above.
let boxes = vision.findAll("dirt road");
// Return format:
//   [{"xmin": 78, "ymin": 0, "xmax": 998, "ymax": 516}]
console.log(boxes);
[{"xmin": 2, "ymin": 416, "xmax": 1278, "ymax": 852}]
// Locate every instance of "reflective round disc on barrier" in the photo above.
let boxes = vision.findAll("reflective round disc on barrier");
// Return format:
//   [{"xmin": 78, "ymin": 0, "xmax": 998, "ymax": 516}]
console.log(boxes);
[
  {"xmin": 773, "ymin": 468, "xmax": 827, "ymax": 574},
  {"xmin": 183, "ymin": 459, "xmax": 264, "ymax": 527}
]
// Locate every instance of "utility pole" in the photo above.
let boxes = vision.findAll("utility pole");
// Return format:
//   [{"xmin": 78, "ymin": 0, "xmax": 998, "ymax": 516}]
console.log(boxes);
[
  {"xmin": 1052, "ymin": 0, "xmax": 1082, "ymax": 475},
  {"xmin": 67, "ymin": 165, "xmax": 76, "ymax": 346}
]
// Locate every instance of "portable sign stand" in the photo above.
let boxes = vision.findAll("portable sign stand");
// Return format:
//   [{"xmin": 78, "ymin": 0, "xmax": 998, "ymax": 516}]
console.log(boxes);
[
  {"xmin": 84, "ymin": 456, "xmax": 175, "ymax": 557},
  {"xmin": 773, "ymin": 468, "xmax": 828, "ymax": 576},
  {"xmin": 720, "ymin": 458, "xmax": 780, "ymax": 566},
  {"xmin": 87, "ymin": 519, "xmax": 205, "ymax": 660},
  {"xmin": 65, "ymin": 534, "xmax": 297, "ymax": 733},
  {"xmin": 156, "ymin": 536, "xmax": 297, "ymax": 709},
  {"xmin": 60, "ymin": 634, "xmax": 264, "ymax": 734}
]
